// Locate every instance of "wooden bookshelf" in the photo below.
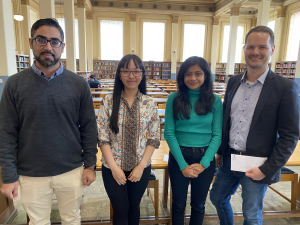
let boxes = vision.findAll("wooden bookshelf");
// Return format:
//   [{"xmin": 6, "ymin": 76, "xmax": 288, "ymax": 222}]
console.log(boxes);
[
  {"xmin": 16, "ymin": 54, "xmax": 30, "ymax": 72},
  {"xmin": 59, "ymin": 59, "xmax": 79, "ymax": 71},
  {"xmin": 176, "ymin": 62, "xmax": 183, "ymax": 76},
  {"xmin": 215, "ymin": 74, "xmax": 234, "ymax": 83},
  {"xmin": 93, "ymin": 60, "xmax": 119, "ymax": 79},
  {"xmin": 144, "ymin": 61, "xmax": 153, "ymax": 80},
  {"xmin": 234, "ymin": 63, "xmax": 247, "ymax": 74},
  {"xmin": 77, "ymin": 71, "xmax": 91, "ymax": 79},
  {"xmin": 215, "ymin": 63, "xmax": 227, "ymax": 76},
  {"xmin": 162, "ymin": 63, "xmax": 171, "ymax": 80},
  {"xmin": 92, "ymin": 60, "xmax": 172, "ymax": 80},
  {"xmin": 275, "ymin": 61, "xmax": 296, "ymax": 81}
]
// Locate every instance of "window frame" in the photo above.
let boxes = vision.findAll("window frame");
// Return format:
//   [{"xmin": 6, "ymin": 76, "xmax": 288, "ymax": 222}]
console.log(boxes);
[
  {"xmin": 140, "ymin": 19, "xmax": 167, "ymax": 61},
  {"xmin": 98, "ymin": 17, "xmax": 125, "ymax": 60},
  {"xmin": 180, "ymin": 20, "xmax": 208, "ymax": 62},
  {"xmin": 181, "ymin": 22, "xmax": 207, "ymax": 62},
  {"xmin": 219, "ymin": 21, "xmax": 247, "ymax": 64}
]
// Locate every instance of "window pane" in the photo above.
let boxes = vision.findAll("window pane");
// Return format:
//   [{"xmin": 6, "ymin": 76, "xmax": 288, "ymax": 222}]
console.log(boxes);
[
  {"xmin": 143, "ymin": 22, "xmax": 165, "ymax": 61},
  {"xmin": 235, "ymin": 26, "xmax": 244, "ymax": 63},
  {"xmin": 57, "ymin": 18, "xmax": 79, "ymax": 59},
  {"xmin": 268, "ymin": 20, "xmax": 275, "ymax": 32},
  {"xmin": 183, "ymin": 24, "xmax": 205, "ymax": 61},
  {"xmin": 222, "ymin": 26, "xmax": 230, "ymax": 63},
  {"xmin": 222, "ymin": 25, "xmax": 244, "ymax": 63},
  {"xmin": 100, "ymin": 20, "xmax": 123, "ymax": 60},
  {"xmin": 286, "ymin": 12, "xmax": 300, "ymax": 61}
]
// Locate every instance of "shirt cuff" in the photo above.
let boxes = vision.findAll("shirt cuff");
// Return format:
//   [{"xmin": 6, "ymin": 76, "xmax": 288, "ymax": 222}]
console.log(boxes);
[
  {"xmin": 146, "ymin": 139, "xmax": 160, "ymax": 149},
  {"xmin": 98, "ymin": 140, "xmax": 110, "ymax": 147}
]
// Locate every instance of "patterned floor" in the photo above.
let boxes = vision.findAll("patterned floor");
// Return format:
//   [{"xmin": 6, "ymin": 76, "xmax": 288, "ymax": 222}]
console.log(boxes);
[{"xmin": 11, "ymin": 166, "xmax": 300, "ymax": 224}]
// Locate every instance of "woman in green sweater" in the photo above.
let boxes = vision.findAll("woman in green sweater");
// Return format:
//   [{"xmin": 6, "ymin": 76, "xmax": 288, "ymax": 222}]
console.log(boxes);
[{"xmin": 164, "ymin": 56, "xmax": 223, "ymax": 225}]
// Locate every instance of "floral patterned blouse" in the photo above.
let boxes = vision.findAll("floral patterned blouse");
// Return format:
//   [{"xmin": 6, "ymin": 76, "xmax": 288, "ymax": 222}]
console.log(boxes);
[{"xmin": 97, "ymin": 91, "xmax": 160, "ymax": 171}]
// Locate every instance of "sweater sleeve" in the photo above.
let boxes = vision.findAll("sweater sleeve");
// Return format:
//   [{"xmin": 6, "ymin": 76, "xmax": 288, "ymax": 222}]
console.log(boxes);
[
  {"xmin": 199, "ymin": 95, "xmax": 223, "ymax": 168},
  {"xmin": 164, "ymin": 93, "xmax": 188, "ymax": 171},
  {"xmin": 0, "ymin": 78, "xmax": 19, "ymax": 183},
  {"xmin": 78, "ymin": 82, "xmax": 98, "ymax": 168}
]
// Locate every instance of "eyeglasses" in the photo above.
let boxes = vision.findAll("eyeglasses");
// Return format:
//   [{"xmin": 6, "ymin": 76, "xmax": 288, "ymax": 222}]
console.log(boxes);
[
  {"xmin": 33, "ymin": 37, "xmax": 63, "ymax": 47},
  {"xmin": 121, "ymin": 70, "xmax": 142, "ymax": 77}
]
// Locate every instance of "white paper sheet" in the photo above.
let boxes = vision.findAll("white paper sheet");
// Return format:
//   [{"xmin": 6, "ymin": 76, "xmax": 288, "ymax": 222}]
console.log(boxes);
[
  {"xmin": 163, "ymin": 154, "xmax": 169, "ymax": 162},
  {"xmin": 231, "ymin": 154, "xmax": 267, "ymax": 172}
]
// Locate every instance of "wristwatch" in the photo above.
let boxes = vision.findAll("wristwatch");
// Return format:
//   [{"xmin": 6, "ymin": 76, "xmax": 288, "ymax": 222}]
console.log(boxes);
[{"xmin": 85, "ymin": 165, "xmax": 96, "ymax": 171}]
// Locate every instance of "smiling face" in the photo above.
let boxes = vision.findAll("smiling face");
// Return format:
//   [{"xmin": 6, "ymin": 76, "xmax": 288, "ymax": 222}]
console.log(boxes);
[
  {"xmin": 29, "ymin": 25, "xmax": 65, "ymax": 69},
  {"xmin": 244, "ymin": 32, "xmax": 275, "ymax": 71},
  {"xmin": 120, "ymin": 59, "xmax": 143, "ymax": 92},
  {"xmin": 183, "ymin": 64, "xmax": 205, "ymax": 90}
]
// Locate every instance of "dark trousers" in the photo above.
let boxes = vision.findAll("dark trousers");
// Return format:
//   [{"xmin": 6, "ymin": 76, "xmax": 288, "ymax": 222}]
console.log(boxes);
[
  {"xmin": 168, "ymin": 147, "xmax": 215, "ymax": 225},
  {"xmin": 102, "ymin": 165, "xmax": 151, "ymax": 225}
]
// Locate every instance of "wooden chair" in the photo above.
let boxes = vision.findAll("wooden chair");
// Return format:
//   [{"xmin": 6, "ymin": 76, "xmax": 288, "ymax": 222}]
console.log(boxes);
[
  {"xmin": 93, "ymin": 102, "xmax": 101, "ymax": 109},
  {"xmin": 158, "ymin": 103, "xmax": 166, "ymax": 109},
  {"xmin": 151, "ymin": 94, "xmax": 169, "ymax": 98},
  {"xmin": 268, "ymin": 166, "xmax": 298, "ymax": 210}
]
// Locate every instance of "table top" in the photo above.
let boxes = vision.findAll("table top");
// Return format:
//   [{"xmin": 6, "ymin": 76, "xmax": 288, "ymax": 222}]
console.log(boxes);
[
  {"xmin": 96, "ymin": 140, "xmax": 300, "ymax": 170},
  {"xmin": 93, "ymin": 97, "xmax": 168, "ymax": 103},
  {"xmin": 95, "ymin": 108, "xmax": 165, "ymax": 118},
  {"xmin": 96, "ymin": 141, "xmax": 169, "ymax": 170}
]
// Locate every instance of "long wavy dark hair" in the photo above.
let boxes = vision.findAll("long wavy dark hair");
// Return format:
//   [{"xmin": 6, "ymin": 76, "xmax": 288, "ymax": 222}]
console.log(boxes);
[
  {"xmin": 173, "ymin": 56, "xmax": 215, "ymax": 120},
  {"xmin": 110, "ymin": 54, "xmax": 147, "ymax": 134}
]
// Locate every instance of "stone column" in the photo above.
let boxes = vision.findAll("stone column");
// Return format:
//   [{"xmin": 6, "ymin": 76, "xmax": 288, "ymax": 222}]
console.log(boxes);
[
  {"xmin": 271, "ymin": 6, "xmax": 286, "ymax": 72},
  {"xmin": 39, "ymin": 0, "xmax": 55, "ymax": 19},
  {"xmin": 77, "ymin": 0, "xmax": 87, "ymax": 72},
  {"xmin": 294, "ymin": 35, "xmax": 300, "ymax": 90},
  {"xmin": 257, "ymin": 0, "xmax": 271, "ymax": 26},
  {"xmin": 211, "ymin": 16, "xmax": 220, "ymax": 82},
  {"xmin": 129, "ymin": 13, "xmax": 136, "ymax": 55},
  {"xmin": 86, "ymin": 10, "xmax": 93, "ymax": 73},
  {"xmin": 64, "ymin": 0, "xmax": 76, "ymax": 72},
  {"xmin": 171, "ymin": 14, "xmax": 179, "ymax": 80},
  {"xmin": 251, "ymin": 18, "xmax": 257, "ymax": 28},
  {"xmin": 21, "ymin": 0, "xmax": 33, "ymax": 65},
  {"xmin": 226, "ymin": 5, "xmax": 240, "ymax": 83},
  {"xmin": 0, "ymin": 0, "xmax": 17, "ymax": 96}
]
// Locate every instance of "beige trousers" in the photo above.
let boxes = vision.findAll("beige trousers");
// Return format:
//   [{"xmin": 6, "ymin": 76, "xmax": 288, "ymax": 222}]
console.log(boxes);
[{"xmin": 19, "ymin": 166, "xmax": 84, "ymax": 225}]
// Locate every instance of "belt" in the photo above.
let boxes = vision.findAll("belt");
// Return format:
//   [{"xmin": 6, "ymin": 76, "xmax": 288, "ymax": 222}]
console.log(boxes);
[{"xmin": 230, "ymin": 148, "xmax": 247, "ymax": 155}]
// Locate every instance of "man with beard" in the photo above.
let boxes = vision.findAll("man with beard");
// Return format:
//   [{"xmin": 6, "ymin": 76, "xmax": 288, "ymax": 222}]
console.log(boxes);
[
  {"xmin": 210, "ymin": 26, "xmax": 299, "ymax": 224},
  {"xmin": 0, "ymin": 18, "xmax": 97, "ymax": 225}
]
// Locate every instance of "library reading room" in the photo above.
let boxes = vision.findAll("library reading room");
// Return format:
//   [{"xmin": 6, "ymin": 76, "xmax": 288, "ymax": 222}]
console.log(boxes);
[{"xmin": 1, "ymin": 0, "xmax": 300, "ymax": 225}]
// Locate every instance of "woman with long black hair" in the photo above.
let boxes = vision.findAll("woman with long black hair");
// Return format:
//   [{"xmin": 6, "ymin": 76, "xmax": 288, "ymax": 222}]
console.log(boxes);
[
  {"xmin": 97, "ymin": 54, "xmax": 160, "ymax": 225},
  {"xmin": 164, "ymin": 56, "xmax": 223, "ymax": 225}
]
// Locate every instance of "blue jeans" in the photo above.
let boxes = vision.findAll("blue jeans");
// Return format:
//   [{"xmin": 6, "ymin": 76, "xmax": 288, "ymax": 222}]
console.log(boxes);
[
  {"xmin": 168, "ymin": 146, "xmax": 215, "ymax": 225},
  {"xmin": 210, "ymin": 155, "xmax": 268, "ymax": 225}
]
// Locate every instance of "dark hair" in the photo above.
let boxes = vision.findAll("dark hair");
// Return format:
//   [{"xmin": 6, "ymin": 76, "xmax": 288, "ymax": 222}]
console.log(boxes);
[
  {"xmin": 89, "ymin": 75, "xmax": 95, "ymax": 79},
  {"xmin": 245, "ymin": 26, "xmax": 274, "ymax": 47},
  {"xmin": 173, "ymin": 56, "xmax": 215, "ymax": 120},
  {"xmin": 110, "ymin": 54, "xmax": 147, "ymax": 134},
  {"xmin": 31, "ymin": 18, "xmax": 64, "ymax": 42}
]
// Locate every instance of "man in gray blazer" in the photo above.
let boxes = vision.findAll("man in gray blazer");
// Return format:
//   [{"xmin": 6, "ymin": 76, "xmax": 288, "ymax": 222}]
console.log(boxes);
[{"xmin": 210, "ymin": 26, "xmax": 299, "ymax": 225}]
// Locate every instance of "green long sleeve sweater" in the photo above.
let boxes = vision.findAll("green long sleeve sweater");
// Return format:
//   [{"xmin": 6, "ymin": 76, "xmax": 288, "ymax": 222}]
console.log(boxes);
[{"xmin": 164, "ymin": 89, "xmax": 223, "ymax": 171}]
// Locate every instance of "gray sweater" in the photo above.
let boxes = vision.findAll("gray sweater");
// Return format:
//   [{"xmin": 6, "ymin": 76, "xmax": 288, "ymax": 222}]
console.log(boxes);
[{"xmin": 0, "ymin": 68, "xmax": 98, "ymax": 183}]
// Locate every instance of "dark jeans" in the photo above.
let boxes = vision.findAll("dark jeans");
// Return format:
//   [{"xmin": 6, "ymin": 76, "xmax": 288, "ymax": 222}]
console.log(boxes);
[
  {"xmin": 168, "ymin": 146, "xmax": 215, "ymax": 225},
  {"xmin": 210, "ymin": 155, "xmax": 268, "ymax": 225},
  {"xmin": 102, "ymin": 165, "xmax": 151, "ymax": 225}
]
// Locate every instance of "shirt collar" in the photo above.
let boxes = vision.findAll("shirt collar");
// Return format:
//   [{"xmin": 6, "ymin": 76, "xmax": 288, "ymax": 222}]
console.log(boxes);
[
  {"xmin": 32, "ymin": 60, "xmax": 64, "ymax": 80},
  {"xmin": 240, "ymin": 68, "xmax": 269, "ymax": 85},
  {"xmin": 121, "ymin": 90, "xmax": 142, "ymax": 101}
]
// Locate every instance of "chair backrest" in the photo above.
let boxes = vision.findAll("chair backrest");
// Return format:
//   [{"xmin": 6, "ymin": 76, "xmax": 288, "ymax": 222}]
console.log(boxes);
[
  {"xmin": 158, "ymin": 103, "xmax": 166, "ymax": 109},
  {"xmin": 93, "ymin": 102, "xmax": 101, "ymax": 109}
]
